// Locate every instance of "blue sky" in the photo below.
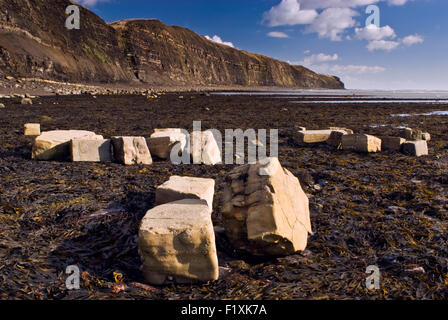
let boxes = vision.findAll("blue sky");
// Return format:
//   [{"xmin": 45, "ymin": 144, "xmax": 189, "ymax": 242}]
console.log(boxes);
[{"xmin": 77, "ymin": 0, "xmax": 447, "ymax": 90}]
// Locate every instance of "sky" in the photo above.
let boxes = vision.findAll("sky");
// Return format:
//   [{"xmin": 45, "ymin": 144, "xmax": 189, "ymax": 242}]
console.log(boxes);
[{"xmin": 75, "ymin": 0, "xmax": 447, "ymax": 90}]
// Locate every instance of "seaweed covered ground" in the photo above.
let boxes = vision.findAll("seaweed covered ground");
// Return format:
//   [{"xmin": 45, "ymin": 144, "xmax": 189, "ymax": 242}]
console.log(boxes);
[{"xmin": 0, "ymin": 92, "xmax": 447, "ymax": 300}]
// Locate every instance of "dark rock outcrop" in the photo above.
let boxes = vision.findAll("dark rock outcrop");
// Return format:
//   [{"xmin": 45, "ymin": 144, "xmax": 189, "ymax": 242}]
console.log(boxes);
[{"xmin": 0, "ymin": 0, "xmax": 344, "ymax": 89}]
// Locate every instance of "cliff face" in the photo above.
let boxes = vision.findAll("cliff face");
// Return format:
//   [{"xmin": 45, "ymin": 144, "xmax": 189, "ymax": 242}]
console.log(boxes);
[{"xmin": 0, "ymin": 0, "xmax": 344, "ymax": 89}]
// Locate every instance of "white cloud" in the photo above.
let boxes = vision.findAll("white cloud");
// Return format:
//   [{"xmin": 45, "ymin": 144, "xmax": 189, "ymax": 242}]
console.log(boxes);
[
  {"xmin": 367, "ymin": 39, "xmax": 400, "ymax": 51},
  {"xmin": 76, "ymin": 0, "xmax": 110, "ymax": 6},
  {"xmin": 355, "ymin": 24, "xmax": 396, "ymax": 41},
  {"xmin": 262, "ymin": 0, "xmax": 318, "ymax": 27},
  {"xmin": 305, "ymin": 7, "xmax": 358, "ymax": 41},
  {"xmin": 267, "ymin": 31, "xmax": 290, "ymax": 38},
  {"xmin": 402, "ymin": 34, "xmax": 424, "ymax": 46},
  {"xmin": 301, "ymin": 53, "xmax": 339, "ymax": 65},
  {"xmin": 204, "ymin": 35, "xmax": 234, "ymax": 48}
]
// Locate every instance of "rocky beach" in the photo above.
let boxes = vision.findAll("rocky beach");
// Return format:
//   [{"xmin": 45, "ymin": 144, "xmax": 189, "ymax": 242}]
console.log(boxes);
[{"xmin": 1, "ymin": 91, "xmax": 447, "ymax": 299}]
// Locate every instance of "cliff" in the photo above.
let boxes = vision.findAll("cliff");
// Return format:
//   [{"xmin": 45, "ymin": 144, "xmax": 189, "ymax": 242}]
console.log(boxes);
[{"xmin": 0, "ymin": 0, "xmax": 344, "ymax": 89}]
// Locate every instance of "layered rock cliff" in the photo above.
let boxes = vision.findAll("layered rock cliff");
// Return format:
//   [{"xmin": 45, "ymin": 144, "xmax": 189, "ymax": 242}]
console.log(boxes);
[{"xmin": 0, "ymin": 0, "xmax": 344, "ymax": 89}]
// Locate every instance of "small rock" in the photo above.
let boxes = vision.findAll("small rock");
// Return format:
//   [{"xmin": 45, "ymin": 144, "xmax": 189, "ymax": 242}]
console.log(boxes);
[
  {"xmin": 21, "ymin": 98, "xmax": 33, "ymax": 105},
  {"xmin": 32, "ymin": 130, "xmax": 103, "ymax": 160},
  {"xmin": 24, "ymin": 123, "xmax": 41, "ymax": 136},
  {"xmin": 342, "ymin": 134, "xmax": 381, "ymax": 153},
  {"xmin": 155, "ymin": 175, "xmax": 215, "ymax": 212},
  {"xmin": 402, "ymin": 140, "xmax": 428, "ymax": 157},
  {"xmin": 380, "ymin": 136, "xmax": 406, "ymax": 152},
  {"xmin": 111, "ymin": 136, "xmax": 153, "ymax": 165},
  {"xmin": 71, "ymin": 139, "xmax": 113, "ymax": 162}
]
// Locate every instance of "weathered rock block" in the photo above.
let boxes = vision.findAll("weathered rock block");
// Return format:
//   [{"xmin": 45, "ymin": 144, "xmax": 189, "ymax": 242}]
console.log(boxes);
[
  {"xmin": 191, "ymin": 130, "xmax": 222, "ymax": 165},
  {"xmin": 32, "ymin": 130, "xmax": 103, "ymax": 160},
  {"xmin": 296, "ymin": 130, "xmax": 332, "ymax": 145},
  {"xmin": 222, "ymin": 157, "xmax": 312, "ymax": 256},
  {"xmin": 111, "ymin": 136, "xmax": 152, "ymax": 165},
  {"xmin": 138, "ymin": 199, "xmax": 219, "ymax": 285},
  {"xmin": 380, "ymin": 136, "xmax": 406, "ymax": 151},
  {"xmin": 71, "ymin": 139, "xmax": 112, "ymax": 162},
  {"xmin": 342, "ymin": 134, "xmax": 381, "ymax": 153},
  {"xmin": 24, "ymin": 123, "xmax": 41, "ymax": 136},
  {"xmin": 327, "ymin": 130, "xmax": 349, "ymax": 148},
  {"xmin": 147, "ymin": 129, "xmax": 187, "ymax": 160},
  {"xmin": 155, "ymin": 176, "xmax": 215, "ymax": 211},
  {"xmin": 400, "ymin": 127, "xmax": 427, "ymax": 141},
  {"xmin": 402, "ymin": 140, "xmax": 428, "ymax": 157}
]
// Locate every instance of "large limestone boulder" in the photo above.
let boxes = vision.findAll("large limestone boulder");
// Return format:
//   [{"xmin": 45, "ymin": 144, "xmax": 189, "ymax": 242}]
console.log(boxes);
[
  {"xmin": 222, "ymin": 157, "xmax": 312, "ymax": 256},
  {"xmin": 147, "ymin": 129, "xmax": 187, "ymax": 160},
  {"xmin": 402, "ymin": 140, "xmax": 428, "ymax": 157},
  {"xmin": 24, "ymin": 123, "xmax": 41, "ymax": 136},
  {"xmin": 32, "ymin": 130, "xmax": 103, "ymax": 160},
  {"xmin": 155, "ymin": 176, "xmax": 215, "ymax": 211},
  {"xmin": 71, "ymin": 139, "xmax": 112, "ymax": 162},
  {"xmin": 191, "ymin": 130, "xmax": 222, "ymax": 165},
  {"xmin": 111, "ymin": 136, "xmax": 152, "ymax": 165},
  {"xmin": 342, "ymin": 134, "xmax": 381, "ymax": 153},
  {"xmin": 138, "ymin": 199, "xmax": 219, "ymax": 285}
]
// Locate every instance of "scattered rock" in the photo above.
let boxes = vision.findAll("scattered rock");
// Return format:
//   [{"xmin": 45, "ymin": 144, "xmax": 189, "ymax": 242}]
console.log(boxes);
[
  {"xmin": 222, "ymin": 157, "xmax": 312, "ymax": 256},
  {"xmin": 111, "ymin": 136, "xmax": 153, "ymax": 165},
  {"xmin": 402, "ymin": 140, "xmax": 428, "ymax": 157},
  {"xmin": 422, "ymin": 132, "xmax": 431, "ymax": 141},
  {"xmin": 155, "ymin": 175, "xmax": 215, "ymax": 211},
  {"xmin": 147, "ymin": 129, "xmax": 187, "ymax": 160},
  {"xmin": 191, "ymin": 130, "xmax": 222, "ymax": 165},
  {"xmin": 341, "ymin": 134, "xmax": 381, "ymax": 153},
  {"xmin": 21, "ymin": 98, "xmax": 33, "ymax": 105},
  {"xmin": 138, "ymin": 199, "xmax": 219, "ymax": 285},
  {"xmin": 32, "ymin": 130, "xmax": 103, "ymax": 160},
  {"xmin": 0, "ymin": 103, "xmax": 5, "ymax": 108},
  {"xmin": 327, "ymin": 130, "xmax": 349, "ymax": 148},
  {"xmin": 380, "ymin": 136, "xmax": 406, "ymax": 151},
  {"xmin": 295, "ymin": 129, "xmax": 333, "ymax": 145},
  {"xmin": 24, "ymin": 123, "xmax": 41, "ymax": 136},
  {"xmin": 71, "ymin": 139, "xmax": 113, "ymax": 162}
]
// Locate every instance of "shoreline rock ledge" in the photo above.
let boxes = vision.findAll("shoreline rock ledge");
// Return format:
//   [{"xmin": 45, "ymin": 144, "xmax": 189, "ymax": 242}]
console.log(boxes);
[{"xmin": 222, "ymin": 157, "xmax": 312, "ymax": 256}]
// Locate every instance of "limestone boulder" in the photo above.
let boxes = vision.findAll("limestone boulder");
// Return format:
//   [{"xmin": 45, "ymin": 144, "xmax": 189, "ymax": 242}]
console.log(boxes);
[
  {"xmin": 111, "ymin": 136, "xmax": 152, "ymax": 165},
  {"xmin": 222, "ymin": 157, "xmax": 312, "ymax": 256},
  {"xmin": 32, "ymin": 130, "xmax": 103, "ymax": 160},
  {"xmin": 295, "ymin": 130, "xmax": 333, "ymax": 145},
  {"xmin": 342, "ymin": 134, "xmax": 381, "ymax": 153},
  {"xmin": 380, "ymin": 136, "xmax": 406, "ymax": 151},
  {"xmin": 138, "ymin": 199, "xmax": 219, "ymax": 285},
  {"xmin": 155, "ymin": 176, "xmax": 215, "ymax": 211},
  {"xmin": 147, "ymin": 129, "xmax": 187, "ymax": 160},
  {"xmin": 191, "ymin": 130, "xmax": 222, "ymax": 165},
  {"xmin": 24, "ymin": 123, "xmax": 41, "ymax": 136},
  {"xmin": 71, "ymin": 139, "xmax": 112, "ymax": 162},
  {"xmin": 327, "ymin": 130, "xmax": 349, "ymax": 148},
  {"xmin": 402, "ymin": 140, "xmax": 428, "ymax": 157}
]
